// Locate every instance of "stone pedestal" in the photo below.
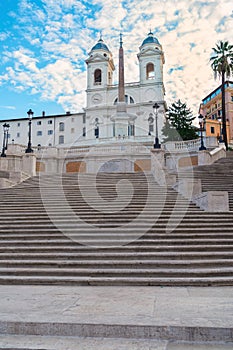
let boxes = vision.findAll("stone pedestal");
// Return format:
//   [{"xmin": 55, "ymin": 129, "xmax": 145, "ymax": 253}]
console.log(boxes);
[
  {"xmin": 151, "ymin": 148, "xmax": 166, "ymax": 185},
  {"xmin": 173, "ymin": 178, "xmax": 202, "ymax": 200},
  {"xmin": 22, "ymin": 154, "xmax": 36, "ymax": 177},
  {"xmin": 165, "ymin": 174, "xmax": 177, "ymax": 186},
  {"xmin": 192, "ymin": 191, "xmax": 229, "ymax": 212}
]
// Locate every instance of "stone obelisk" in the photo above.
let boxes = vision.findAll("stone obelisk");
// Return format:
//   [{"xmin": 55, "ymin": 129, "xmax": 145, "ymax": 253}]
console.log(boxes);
[
  {"xmin": 118, "ymin": 34, "xmax": 126, "ymax": 108},
  {"xmin": 111, "ymin": 33, "xmax": 132, "ymax": 137}
]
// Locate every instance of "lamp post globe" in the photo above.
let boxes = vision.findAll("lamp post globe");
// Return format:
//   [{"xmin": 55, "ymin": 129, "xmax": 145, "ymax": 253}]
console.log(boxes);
[
  {"xmin": 25, "ymin": 109, "xmax": 34, "ymax": 153},
  {"xmin": 153, "ymin": 102, "xmax": 161, "ymax": 149}
]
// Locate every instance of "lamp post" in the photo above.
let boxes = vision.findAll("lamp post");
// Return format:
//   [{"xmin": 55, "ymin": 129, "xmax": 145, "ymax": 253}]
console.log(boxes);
[
  {"xmin": 1, "ymin": 123, "xmax": 10, "ymax": 157},
  {"xmin": 217, "ymin": 116, "xmax": 224, "ymax": 143},
  {"xmin": 198, "ymin": 114, "xmax": 206, "ymax": 151},
  {"xmin": 25, "ymin": 109, "xmax": 34, "ymax": 153},
  {"xmin": 5, "ymin": 124, "xmax": 9, "ymax": 150},
  {"xmin": 153, "ymin": 102, "xmax": 161, "ymax": 149}
]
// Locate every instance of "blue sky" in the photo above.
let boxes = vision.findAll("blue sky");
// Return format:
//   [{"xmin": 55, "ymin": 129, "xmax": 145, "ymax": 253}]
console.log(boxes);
[{"xmin": 0, "ymin": 0, "xmax": 232, "ymax": 120}]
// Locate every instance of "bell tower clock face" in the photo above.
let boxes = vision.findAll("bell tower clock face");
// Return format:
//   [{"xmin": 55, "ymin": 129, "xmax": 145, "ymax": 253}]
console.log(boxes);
[{"xmin": 91, "ymin": 93, "xmax": 103, "ymax": 105}]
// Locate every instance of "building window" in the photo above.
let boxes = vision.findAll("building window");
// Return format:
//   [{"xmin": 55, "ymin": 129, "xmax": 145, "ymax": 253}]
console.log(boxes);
[
  {"xmin": 37, "ymin": 121, "xmax": 42, "ymax": 125},
  {"xmin": 108, "ymin": 71, "xmax": 112, "ymax": 84},
  {"xmin": 17, "ymin": 122, "xmax": 20, "ymax": 127},
  {"xmin": 210, "ymin": 126, "xmax": 215, "ymax": 134},
  {"xmin": 83, "ymin": 127, "xmax": 86, "ymax": 137},
  {"xmin": 83, "ymin": 115, "xmax": 86, "ymax": 124},
  {"xmin": 37, "ymin": 131, "xmax": 42, "ymax": 136},
  {"xmin": 59, "ymin": 122, "xmax": 65, "ymax": 132},
  {"xmin": 48, "ymin": 143, "xmax": 52, "ymax": 146},
  {"xmin": 94, "ymin": 69, "xmax": 102, "ymax": 84},
  {"xmin": 148, "ymin": 114, "xmax": 154, "ymax": 134},
  {"xmin": 114, "ymin": 95, "xmax": 135, "ymax": 105},
  {"xmin": 48, "ymin": 130, "xmax": 53, "ymax": 135},
  {"xmin": 59, "ymin": 135, "xmax": 64, "ymax": 144},
  {"xmin": 16, "ymin": 132, "xmax": 20, "ymax": 138},
  {"xmin": 146, "ymin": 63, "xmax": 155, "ymax": 79},
  {"xmin": 128, "ymin": 124, "xmax": 135, "ymax": 136},
  {"xmin": 71, "ymin": 128, "xmax": 75, "ymax": 133},
  {"xmin": 7, "ymin": 133, "xmax": 11, "ymax": 139},
  {"xmin": 48, "ymin": 120, "xmax": 53, "ymax": 124}
]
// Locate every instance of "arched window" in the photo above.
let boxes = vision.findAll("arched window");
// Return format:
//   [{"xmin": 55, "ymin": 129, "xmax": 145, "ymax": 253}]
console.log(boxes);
[
  {"xmin": 146, "ymin": 63, "xmax": 155, "ymax": 79},
  {"xmin": 94, "ymin": 69, "xmax": 102, "ymax": 84},
  {"xmin": 94, "ymin": 118, "xmax": 99, "ymax": 138},
  {"xmin": 59, "ymin": 122, "xmax": 65, "ymax": 132},
  {"xmin": 114, "ymin": 95, "xmax": 135, "ymax": 105}
]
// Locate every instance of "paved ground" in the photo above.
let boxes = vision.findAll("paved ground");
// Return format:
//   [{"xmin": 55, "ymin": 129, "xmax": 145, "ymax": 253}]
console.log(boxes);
[
  {"xmin": 0, "ymin": 285, "xmax": 233, "ymax": 327},
  {"xmin": 0, "ymin": 285, "xmax": 232, "ymax": 348}
]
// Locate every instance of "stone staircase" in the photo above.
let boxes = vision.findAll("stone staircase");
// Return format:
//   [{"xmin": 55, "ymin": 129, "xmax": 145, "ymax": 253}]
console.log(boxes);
[
  {"xmin": 179, "ymin": 151, "xmax": 233, "ymax": 210},
  {"xmin": 0, "ymin": 169, "xmax": 233, "ymax": 286}
]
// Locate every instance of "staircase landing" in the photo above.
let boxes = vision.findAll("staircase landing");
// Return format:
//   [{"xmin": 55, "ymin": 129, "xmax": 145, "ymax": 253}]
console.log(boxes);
[{"xmin": 0, "ymin": 285, "xmax": 232, "ymax": 347}]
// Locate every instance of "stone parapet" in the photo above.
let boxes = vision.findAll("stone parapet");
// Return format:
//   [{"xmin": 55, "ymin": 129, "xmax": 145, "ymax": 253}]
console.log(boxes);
[
  {"xmin": 192, "ymin": 191, "xmax": 229, "ymax": 212},
  {"xmin": 198, "ymin": 147, "xmax": 226, "ymax": 166},
  {"xmin": 0, "ymin": 153, "xmax": 36, "ymax": 184}
]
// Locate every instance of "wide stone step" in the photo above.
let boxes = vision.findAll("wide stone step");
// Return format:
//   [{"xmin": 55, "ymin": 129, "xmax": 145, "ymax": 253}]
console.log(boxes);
[
  {"xmin": 1, "ymin": 238, "xmax": 233, "ymax": 245},
  {"xmin": 1, "ymin": 221, "xmax": 233, "ymax": 227},
  {"xmin": 1, "ymin": 232, "xmax": 233, "ymax": 239},
  {"xmin": 0, "ymin": 275, "xmax": 232, "ymax": 286},
  {"xmin": 0, "ymin": 258, "xmax": 233, "ymax": 268},
  {"xmin": 0, "ymin": 251, "xmax": 232, "ymax": 260},
  {"xmin": 1, "ymin": 265, "xmax": 233, "ymax": 276},
  {"xmin": 0, "ymin": 227, "xmax": 233, "ymax": 235},
  {"xmin": 0, "ymin": 245, "xmax": 233, "ymax": 253}
]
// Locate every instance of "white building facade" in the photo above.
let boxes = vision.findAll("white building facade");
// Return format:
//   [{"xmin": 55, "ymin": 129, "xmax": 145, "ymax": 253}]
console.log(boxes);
[{"xmin": 0, "ymin": 31, "xmax": 166, "ymax": 149}]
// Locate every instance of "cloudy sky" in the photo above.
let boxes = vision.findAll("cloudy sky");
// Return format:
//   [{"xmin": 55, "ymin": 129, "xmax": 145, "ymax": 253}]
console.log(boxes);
[{"xmin": 0, "ymin": 0, "xmax": 232, "ymax": 120}]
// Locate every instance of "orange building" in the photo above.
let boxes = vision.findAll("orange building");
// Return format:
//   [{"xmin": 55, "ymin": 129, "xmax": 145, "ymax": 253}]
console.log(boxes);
[{"xmin": 199, "ymin": 81, "xmax": 232, "ymax": 143}]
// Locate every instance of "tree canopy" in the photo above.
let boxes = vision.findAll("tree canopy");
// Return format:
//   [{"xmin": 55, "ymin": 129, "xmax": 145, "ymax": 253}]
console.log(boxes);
[{"xmin": 162, "ymin": 99, "xmax": 198, "ymax": 142}]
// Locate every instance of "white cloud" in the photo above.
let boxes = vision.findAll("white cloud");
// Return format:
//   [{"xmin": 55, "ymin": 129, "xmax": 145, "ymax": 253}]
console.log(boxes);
[{"xmin": 0, "ymin": 105, "xmax": 16, "ymax": 110}]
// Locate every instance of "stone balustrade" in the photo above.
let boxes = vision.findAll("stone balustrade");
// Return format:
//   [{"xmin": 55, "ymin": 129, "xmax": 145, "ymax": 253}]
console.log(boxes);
[{"xmin": 162, "ymin": 137, "xmax": 218, "ymax": 153}]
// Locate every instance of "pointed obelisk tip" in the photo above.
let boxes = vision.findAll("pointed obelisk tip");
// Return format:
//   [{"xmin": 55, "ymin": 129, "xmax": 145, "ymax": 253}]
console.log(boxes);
[{"xmin": 120, "ymin": 33, "xmax": 123, "ymax": 48}]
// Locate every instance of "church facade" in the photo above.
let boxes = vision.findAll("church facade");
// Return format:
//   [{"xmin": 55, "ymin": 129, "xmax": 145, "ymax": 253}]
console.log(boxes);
[
  {"xmin": 85, "ymin": 31, "xmax": 166, "ymax": 141},
  {"xmin": 0, "ymin": 32, "xmax": 166, "ymax": 148}
]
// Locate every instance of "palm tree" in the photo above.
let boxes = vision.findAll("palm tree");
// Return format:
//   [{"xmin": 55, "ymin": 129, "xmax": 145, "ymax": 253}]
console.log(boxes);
[{"xmin": 210, "ymin": 41, "xmax": 233, "ymax": 150}]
